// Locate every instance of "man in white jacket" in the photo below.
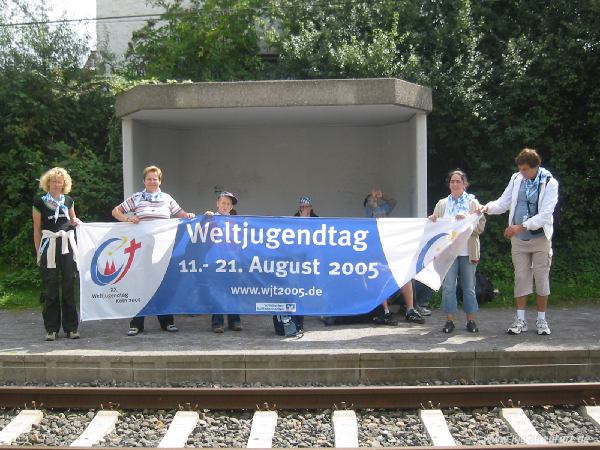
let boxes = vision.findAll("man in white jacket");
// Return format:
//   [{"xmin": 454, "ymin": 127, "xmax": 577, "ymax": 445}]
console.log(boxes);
[{"xmin": 480, "ymin": 148, "xmax": 559, "ymax": 335}]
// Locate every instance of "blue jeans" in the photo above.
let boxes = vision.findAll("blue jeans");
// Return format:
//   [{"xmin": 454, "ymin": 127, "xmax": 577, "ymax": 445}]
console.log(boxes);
[
  {"xmin": 442, "ymin": 256, "xmax": 478, "ymax": 315},
  {"xmin": 211, "ymin": 314, "xmax": 241, "ymax": 328}
]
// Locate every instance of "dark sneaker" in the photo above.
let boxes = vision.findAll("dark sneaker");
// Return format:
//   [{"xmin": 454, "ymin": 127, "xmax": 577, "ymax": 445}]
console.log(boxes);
[
  {"xmin": 66, "ymin": 331, "xmax": 80, "ymax": 339},
  {"xmin": 373, "ymin": 312, "xmax": 398, "ymax": 326},
  {"xmin": 127, "ymin": 327, "xmax": 141, "ymax": 336},
  {"xmin": 228, "ymin": 322, "xmax": 242, "ymax": 331},
  {"xmin": 442, "ymin": 320, "xmax": 455, "ymax": 333},
  {"xmin": 405, "ymin": 309, "xmax": 425, "ymax": 324},
  {"xmin": 466, "ymin": 320, "xmax": 479, "ymax": 333}
]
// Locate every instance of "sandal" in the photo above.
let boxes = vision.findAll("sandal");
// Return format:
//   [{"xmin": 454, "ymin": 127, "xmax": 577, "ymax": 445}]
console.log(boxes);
[{"xmin": 127, "ymin": 327, "xmax": 141, "ymax": 336}]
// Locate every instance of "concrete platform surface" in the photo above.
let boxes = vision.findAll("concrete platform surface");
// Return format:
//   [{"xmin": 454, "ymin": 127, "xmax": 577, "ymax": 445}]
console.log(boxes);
[{"xmin": 1, "ymin": 306, "xmax": 599, "ymax": 384}]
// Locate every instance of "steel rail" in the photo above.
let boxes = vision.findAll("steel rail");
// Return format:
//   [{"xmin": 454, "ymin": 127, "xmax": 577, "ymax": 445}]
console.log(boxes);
[{"xmin": 1, "ymin": 383, "xmax": 600, "ymax": 410}]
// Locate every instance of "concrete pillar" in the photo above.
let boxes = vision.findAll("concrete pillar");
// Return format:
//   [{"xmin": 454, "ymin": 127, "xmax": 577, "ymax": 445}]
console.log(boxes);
[
  {"xmin": 121, "ymin": 117, "xmax": 134, "ymax": 197},
  {"xmin": 414, "ymin": 112, "xmax": 428, "ymax": 217}
]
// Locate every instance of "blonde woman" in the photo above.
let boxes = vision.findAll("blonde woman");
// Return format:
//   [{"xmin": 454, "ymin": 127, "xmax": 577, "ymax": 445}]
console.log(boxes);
[{"xmin": 33, "ymin": 167, "xmax": 82, "ymax": 341}]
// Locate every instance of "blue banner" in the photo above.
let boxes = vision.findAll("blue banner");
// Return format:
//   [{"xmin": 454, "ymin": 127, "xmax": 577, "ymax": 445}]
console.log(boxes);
[{"xmin": 77, "ymin": 214, "xmax": 479, "ymax": 320}]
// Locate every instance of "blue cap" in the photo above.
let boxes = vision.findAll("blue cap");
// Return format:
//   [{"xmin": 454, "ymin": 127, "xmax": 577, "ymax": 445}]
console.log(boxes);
[
  {"xmin": 218, "ymin": 191, "xmax": 238, "ymax": 205},
  {"xmin": 299, "ymin": 196, "xmax": 312, "ymax": 206}
]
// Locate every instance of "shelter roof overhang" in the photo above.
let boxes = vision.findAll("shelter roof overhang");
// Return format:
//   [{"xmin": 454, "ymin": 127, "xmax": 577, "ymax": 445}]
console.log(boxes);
[{"xmin": 115, "ymin": 78, "xmax": 432, "ymax": 129}]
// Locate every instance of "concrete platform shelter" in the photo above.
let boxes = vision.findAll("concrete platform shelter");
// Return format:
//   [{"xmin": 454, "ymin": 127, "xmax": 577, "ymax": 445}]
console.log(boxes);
[{"xmin": 115, "ymin": 78, "xmax": 432, "ymax": 217}]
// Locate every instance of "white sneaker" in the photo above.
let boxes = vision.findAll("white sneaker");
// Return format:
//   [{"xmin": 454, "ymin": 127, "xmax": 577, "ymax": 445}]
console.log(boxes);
[
  {"xmin": 536, "ymin": 319, "xmax": 551, "ymax": 335},
  {"xmin": 416, "ymin": 305, "xmax": 432, "ymax": 316},
  {"xmin": 45, "ymin": 331, "xmax": 57, "ymax": 341},
  {"xmin": 507, "ymin": 317, "xmax": 528, "ymax": 334}
]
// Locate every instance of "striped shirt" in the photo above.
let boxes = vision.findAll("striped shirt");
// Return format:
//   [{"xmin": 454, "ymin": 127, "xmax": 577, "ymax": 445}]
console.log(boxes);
[{"xmin": 120, "ymin": 192, "xmax": 182, "ymax": 221}]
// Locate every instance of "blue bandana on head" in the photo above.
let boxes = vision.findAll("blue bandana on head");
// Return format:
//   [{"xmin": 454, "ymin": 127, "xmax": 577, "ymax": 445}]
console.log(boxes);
[
  {"xmin": 524, "ymin": 167, "xmax": 552, "ymax": 203},
  {"xmin": 446, "ymin": 192, "xmax": 475, "ymax": 217},
  {"xmin": 133, "ymin": 189, "xmax": 163, "ymax": 206},
  {"xmin": 42, "ymin": 192, "xmax": 69, "ymax": 223}
]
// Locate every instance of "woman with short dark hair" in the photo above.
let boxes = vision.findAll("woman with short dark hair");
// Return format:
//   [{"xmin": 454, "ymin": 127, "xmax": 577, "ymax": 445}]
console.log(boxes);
[
  {"xmin": 112, "ymin": 165, "xmax": 195, "ymax": 336},
  {"xmin": 429, "ymin": 169, "xmax": 486, "ymax": 333},
  {"xmin": 481, "ymin": 148, "xmax": 559, "ymax": 336}
]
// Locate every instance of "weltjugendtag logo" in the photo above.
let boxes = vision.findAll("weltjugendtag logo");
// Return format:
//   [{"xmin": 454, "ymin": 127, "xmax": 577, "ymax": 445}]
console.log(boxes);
[{"xmin": 90, "ymin": 236, "xmax": 142, "ymax": 286}]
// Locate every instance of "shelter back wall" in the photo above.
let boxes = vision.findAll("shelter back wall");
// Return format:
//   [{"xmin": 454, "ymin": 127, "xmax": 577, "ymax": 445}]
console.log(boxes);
[{"xmin": 129, "ymin": 121, "xmax": 417, "ymax": 218}]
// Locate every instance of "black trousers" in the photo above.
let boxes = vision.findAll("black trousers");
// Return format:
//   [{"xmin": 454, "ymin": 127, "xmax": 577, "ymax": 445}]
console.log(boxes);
[
  {"xmin": 39, "ymin": 242, "xmax": 79, "ymax": 333},
  {"xmin": 130, "ymin": 314, "xmax": 174, "ymax": 331}
]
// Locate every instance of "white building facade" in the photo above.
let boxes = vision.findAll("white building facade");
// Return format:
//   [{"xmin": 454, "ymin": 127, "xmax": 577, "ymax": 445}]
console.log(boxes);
[{"xmin": 96, "ymin": 0, "xmax": 191, "ymax": 60}]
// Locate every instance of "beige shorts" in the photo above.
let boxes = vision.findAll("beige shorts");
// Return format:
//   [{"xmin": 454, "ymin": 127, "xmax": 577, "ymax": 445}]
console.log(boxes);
[{"xmin": 511, "ymin": 237, "xmax": 552, "ymax": 297}]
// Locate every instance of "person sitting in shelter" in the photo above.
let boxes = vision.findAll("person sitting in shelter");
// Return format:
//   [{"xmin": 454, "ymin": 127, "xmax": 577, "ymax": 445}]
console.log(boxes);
[
  {"xmin": 364, "ymin": 188, "xmax": 397, "ymax": 218},
  {"xmin": 205, "ymin": 191, "xmax": 243, "ymax": 333},
  {"xmin": 295, "ymin": 195, "xmax": 318, "ymax": 218},
  {"xmin": 281, "ymin": 195, "xmax": 318, "ymax": 333},
  {"xmin": 363, "ymin": 188, "xmax": 424, "ymax": 325}
]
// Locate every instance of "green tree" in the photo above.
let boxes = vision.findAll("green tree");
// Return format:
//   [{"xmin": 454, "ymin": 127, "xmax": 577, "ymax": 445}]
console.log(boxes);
[
  {"xmin": 122, "ymin": 0, "xmax": 264, "ymax": 81},
  {"xmin": 0, "ymin": 1, "xmax": 122, "ymax": 274}
]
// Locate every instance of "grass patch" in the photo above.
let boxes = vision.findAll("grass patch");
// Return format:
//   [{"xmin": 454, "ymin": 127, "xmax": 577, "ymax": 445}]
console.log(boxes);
[
  {"xmin": 0, "ymin": 267, "xmax": 39, "ymax": 309},
  {"xmin": 428, "ymin": 277, "xmax": 600, "ymax": 310},
  {"xmin": 0, "ymin": 285, "xmax": 39, "ymax": 309}
]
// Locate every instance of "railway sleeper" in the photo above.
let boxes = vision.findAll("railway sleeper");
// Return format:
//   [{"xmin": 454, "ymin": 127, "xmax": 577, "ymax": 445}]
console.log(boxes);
[{"xmin": 2, "ymin": 405, "xmax": 600, "ymax": 447}]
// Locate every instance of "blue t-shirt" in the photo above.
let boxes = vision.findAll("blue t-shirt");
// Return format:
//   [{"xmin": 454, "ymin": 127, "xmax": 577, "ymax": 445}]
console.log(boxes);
[{"xmin": 513, "ymin": 180, "xmax": 543, "ymax": 241}]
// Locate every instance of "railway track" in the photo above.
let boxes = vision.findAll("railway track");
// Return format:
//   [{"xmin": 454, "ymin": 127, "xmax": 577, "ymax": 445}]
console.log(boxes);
[{"xmin": 1, "ymin": 383, "xmax": 600, "ymax": 448}]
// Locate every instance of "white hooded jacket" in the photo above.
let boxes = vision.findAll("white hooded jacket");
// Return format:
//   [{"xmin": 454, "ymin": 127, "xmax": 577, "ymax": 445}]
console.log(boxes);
[{"xmin": 485, "ymin": 171, "xmax": 559, "ymax": 240}]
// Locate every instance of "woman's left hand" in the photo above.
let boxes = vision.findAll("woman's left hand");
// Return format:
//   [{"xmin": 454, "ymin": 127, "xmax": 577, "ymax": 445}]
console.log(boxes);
[
  {"xmin": 455, "ymin": 213, "xmax": 466, "ymax": 220},
  {"xmin": 185, "ymin": 212, "xmax": 196, "ymax": 218},
  {"xmin": 71, "ymin": 217, "xmax": 82, "ymax": 226}
]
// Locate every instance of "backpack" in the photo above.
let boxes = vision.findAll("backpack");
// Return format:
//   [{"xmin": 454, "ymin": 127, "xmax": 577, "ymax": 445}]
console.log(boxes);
[
  {"xmin": 273, "ymin": 315, "xmax": 299, "ymax": 336},
  {"xmin": 474, "ymin": 271, "xmax": 495, "ymax": 304},
  {"xmin": 457, "ymin": 270, "xmax": 495, "ymax": 304}
]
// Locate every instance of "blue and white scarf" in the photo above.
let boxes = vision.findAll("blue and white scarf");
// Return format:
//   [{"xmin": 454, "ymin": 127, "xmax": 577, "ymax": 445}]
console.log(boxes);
[
  {"xmin": 446, "ymin": 192, "xmax": 475, "ymax": 217},
  {"xmin": 524, "ymin": 167, "xmax": 552, "ymax": 203},
  {"xmin": 132, "ymin": 189, "xmax": 164, "ymax": 207},
  {"xmin": 42, "ymin": 192, "xmax": 69, "ymax": 223}
]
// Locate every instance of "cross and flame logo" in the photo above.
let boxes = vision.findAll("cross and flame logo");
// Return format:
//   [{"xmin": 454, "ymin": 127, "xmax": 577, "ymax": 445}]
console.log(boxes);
[{"xmin": 90, "ymin": 236, "xmax": 142, "ymax": 286}]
